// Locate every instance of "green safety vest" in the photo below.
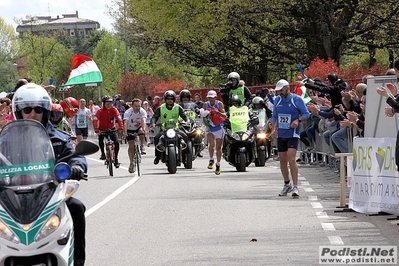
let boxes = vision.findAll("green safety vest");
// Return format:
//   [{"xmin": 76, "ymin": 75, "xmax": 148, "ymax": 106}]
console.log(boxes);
[
  {"xmin": 228, "ymin": 86, "xmax": 245, "ymax": 105},
  {"xmin": 250, "ymin": 108, "xmax": 267, "ymax": 127},
  {"xmin": 160, "ymin": 103, "xmax": 180, "ymax": 130},
  {"xmin": 229, "ymin": 105, "xmax": 249, "ymax": 133}
]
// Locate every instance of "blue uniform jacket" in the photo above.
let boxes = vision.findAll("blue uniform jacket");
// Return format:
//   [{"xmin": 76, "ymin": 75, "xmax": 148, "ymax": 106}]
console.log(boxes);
[{"xmin": 47, "ymin": 123, "xmax": 88, "ymax": 172}]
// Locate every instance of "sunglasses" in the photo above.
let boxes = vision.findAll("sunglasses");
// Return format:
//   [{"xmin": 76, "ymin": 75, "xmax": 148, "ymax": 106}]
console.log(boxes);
[{"xmin": 22, "ymin": 106, "xmax": 45, "ymax": 114}]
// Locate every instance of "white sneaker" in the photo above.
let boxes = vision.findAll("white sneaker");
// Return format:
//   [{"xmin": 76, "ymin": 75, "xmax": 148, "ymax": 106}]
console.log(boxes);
[
  {"xmin": 141, "ymin": 145, "xmax": 146, "ymax": 155},
  {"xmin": 128, "ymin": 162, "xmax": 135, "ymax": 173},
  {"xmin": 292, "ymin": 186, "xmax": 300, "ymax": 197},
  {"xmin": 279, "ymin": 183, "xmax": 292, "ymax": 196}
]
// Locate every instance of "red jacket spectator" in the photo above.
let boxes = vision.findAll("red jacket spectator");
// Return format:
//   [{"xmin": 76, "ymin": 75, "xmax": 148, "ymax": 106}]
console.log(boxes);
[{"xmin": 93, "ymin": 105, "xmax": 123, "ymax": 132}]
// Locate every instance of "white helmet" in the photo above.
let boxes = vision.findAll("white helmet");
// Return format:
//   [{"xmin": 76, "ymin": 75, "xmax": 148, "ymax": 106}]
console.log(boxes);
[
  {"xmin": 227, "ymin": 72, "xmax": 240, "ymax": 82},
  {"xmin": 252, "ymin": 96, "xmax": 264, "ymax": 105},
  {"xmin": 12, "ymin": 83, "xmax": 52, "ymax": 126}
]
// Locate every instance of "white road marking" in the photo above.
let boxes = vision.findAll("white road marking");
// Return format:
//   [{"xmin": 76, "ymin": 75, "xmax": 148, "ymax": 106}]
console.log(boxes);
[
  {"xmin": 303, "ymin": 187, "xmax": 315, "ymax": 192},
  {"xmin": 308, "ymin": 196, "xmax": 318, "ymax": 201},
  {"xmin": 311, "ymin": 202, "xmax": 323, "ymax": 209},
  {"xmin": 316, "ymin": 212, "xmax": 329, "ymax": 219},
  {"xmin": 298, "ymin": 176, "xmax": 306, "ymax": 181},
  {"xmin": 328, "ymin": 235, "xmax": 344, "ymax": 245},
  {"xmin": 321, "ymin": 223, "xmax": 335, "ymax": 231},
  {"xmin": 85, "ymin": 157, "xmax": 141, "ymax": 217},
  {"xmin": 301, "ymin": 181, "xmax": 310, "ymax": 186}
]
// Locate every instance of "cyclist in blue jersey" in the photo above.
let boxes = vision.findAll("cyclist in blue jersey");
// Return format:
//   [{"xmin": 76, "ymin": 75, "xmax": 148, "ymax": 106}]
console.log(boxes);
[{"xmin": 271, "ymin": 79, "xmax": 310, "ymax": 197}]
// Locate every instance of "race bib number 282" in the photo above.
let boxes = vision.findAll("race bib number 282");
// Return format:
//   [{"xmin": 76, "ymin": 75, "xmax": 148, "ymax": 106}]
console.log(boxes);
[{"xmin": 278, "ymin": 114, "xmax": 291, "ymax": 129}]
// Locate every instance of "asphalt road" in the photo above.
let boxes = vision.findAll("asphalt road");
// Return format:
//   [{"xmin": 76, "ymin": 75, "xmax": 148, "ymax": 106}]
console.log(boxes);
[{"xmin": 75, "ymin": 139, "xmax": 399, "ymax": 266}]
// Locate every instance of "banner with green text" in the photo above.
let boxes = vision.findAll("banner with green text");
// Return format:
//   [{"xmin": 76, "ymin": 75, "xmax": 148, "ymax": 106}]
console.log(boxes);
[{"xmin": 349, "ymin": 137, "xmax": 399, "ymax": 215}]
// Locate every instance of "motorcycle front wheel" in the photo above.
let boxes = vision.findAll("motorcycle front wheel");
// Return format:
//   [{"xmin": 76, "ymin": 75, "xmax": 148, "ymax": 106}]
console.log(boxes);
[
  {"xmin": 236, "ymin": 152, "xmax": 246, "ymax": 172},
  {"xmin": 255, "ymin": 149, "xmax": 266, "ymax": 167},
  {"xmin": 167, "ymin": 146, "xmax": 177, "ymax": 174},
  {"xmin": 184, "ymin": 141, "xmax": 193, "ymax": 169}
]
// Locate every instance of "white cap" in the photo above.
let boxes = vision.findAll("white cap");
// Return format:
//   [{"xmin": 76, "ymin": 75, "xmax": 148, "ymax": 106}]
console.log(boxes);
[
  {"xmin": 0, "ymin": 92, "xmax": 7, "ymax": 98},
  {"xmin": 143, "ymin": 101, "xmax": 148, "ymax": 104},
  {"xmin": 206, "ymin": 90, "xmax": 217, "ymax": 98},
  {"xmin": 275, "ymin": 79, "xmax": 289, "ymax": 91}
]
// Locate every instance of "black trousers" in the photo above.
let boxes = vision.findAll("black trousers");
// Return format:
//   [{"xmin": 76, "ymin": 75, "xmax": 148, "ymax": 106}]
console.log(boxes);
[{"xmin": 66, "ymin": 197, "xmax": 86, "ymax": 262}]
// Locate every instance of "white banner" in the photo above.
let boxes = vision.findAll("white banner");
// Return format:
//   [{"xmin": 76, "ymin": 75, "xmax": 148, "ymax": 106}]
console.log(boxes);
[{"xmin": 349, "ymin": 137, "xmax": 399, "ymax": 215}]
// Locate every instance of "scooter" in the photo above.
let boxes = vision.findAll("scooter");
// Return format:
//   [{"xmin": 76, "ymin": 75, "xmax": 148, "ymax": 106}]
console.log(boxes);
[
  {"xmin": 0, "ymin": 120, "xmax": 98, "ymax": 266},
  {"xmin": 155, "ymin": 120, "xmax": 187, "ymax": 174},
  {"xmin": 252, "ymin": 109, "xmax": 272, "ymax": 167},
  {"xmin": 222, "ymin": 116, "xmax": 259, "ymax": 172}
]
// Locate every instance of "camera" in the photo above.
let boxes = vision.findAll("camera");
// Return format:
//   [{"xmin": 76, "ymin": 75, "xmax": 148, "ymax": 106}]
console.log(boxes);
[{"xmin": 219, "ymin": 80, "xmax": 233, "ymax": 93}]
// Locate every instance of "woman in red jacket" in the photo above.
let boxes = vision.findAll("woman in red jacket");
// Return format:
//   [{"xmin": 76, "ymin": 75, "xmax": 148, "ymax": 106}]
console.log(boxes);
[{"xmin": 93, "ymin": 96, "xmax": 124, "ymax": 167}]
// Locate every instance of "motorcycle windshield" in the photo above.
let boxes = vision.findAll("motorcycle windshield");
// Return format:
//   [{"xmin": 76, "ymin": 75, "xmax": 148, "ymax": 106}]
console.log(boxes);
[
  {"xmin": 0, "ymin": 120, "xmax": 56, "ymax": 224},
  {"xmin": 254, "ymin": 110, "xmax": 266, "ymax": 128}
]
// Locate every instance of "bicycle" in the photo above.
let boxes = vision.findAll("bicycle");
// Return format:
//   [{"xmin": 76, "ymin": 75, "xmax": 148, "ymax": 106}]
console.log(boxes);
[
  {"xmin": 127, "ymin": 132, "xmax": 143, "ymax": 176},
  {"xmin": 100, "ymin": 129, "xmax": 117, "ymax": 176}
]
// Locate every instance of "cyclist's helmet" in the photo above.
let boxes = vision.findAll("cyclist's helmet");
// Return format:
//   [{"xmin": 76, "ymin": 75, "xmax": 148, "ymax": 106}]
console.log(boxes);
[
  {"xmin": 230, "ymin": 95, "xmax": 242, "ymax": 106},
  {"xmin": 227, "ymin": 72, "xmax": 240, "ymax": 82},
  {"xmin": 12, "ymin": 83, "xmax": 52, "ymax": 126},
  {"xmin": 252, "ymin": 96, "xmax": 264, "ymax": 106},
  {"xmin": 61, "ymin": 97, "xmax": 79, "ymax": 118},
  {"xmin": 50, "ymin": 103, "xmax": 64, "ymax": 125},
  {"xmin": 102, "ymin": 95, "xmax": 113, "ymax": 103},
  {"xmin": 164, "ymin": 90, "xmax": 176, "ymax": 101},
  {"xmin": 179, "ymin": 89, "xmax": 191, "ymax": 101}
]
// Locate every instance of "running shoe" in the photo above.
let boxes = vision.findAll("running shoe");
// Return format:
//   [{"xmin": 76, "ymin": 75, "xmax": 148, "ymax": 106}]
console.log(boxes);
[
  {"xmin": 128, "ymin": 162, "xmax": 135, "ymax": 173},
  {"xmin": 215, "ymin": 164, "xmax": 221, "ymax": 175},
  {"xmin": 141, "ymin": 145, "xmax": 146, "ymax": 155},
  {"xmin": 207, "ymin": 159, "xmax": 215, "ymax": 169},
  {"xmin": 292, "ymin": 185, "xmax": 300, "ymax": 197},
  {"xmin": 279, "ymin": 183, "xmax": 292, "ymax": 196}
]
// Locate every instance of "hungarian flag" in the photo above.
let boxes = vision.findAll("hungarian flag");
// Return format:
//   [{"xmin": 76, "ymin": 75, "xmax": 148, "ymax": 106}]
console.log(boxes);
[{"xmin": 63, "ymin": 55, "xmax": 102, "ymax": 86}]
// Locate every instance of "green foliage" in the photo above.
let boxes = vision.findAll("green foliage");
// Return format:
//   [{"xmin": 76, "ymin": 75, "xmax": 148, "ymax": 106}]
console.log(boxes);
[
  {"xmin": 0, "ymin": 18, "xmax": 18, "ymax": 91},
  {"xmin": 19, "ymin": 33, "xmax": 71, "ymax": 85}
]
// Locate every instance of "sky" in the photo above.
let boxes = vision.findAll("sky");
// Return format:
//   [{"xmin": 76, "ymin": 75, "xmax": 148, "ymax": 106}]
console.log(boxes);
[{"xmin": 0, "ymin": 0, "xmax": 115, "ymax": 32}]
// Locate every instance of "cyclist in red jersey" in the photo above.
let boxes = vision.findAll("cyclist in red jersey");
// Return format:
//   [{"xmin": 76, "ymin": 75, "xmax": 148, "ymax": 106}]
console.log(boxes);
[{"xmin": 93, "ymin": 96, "xmax": 124, "ymax": 168}]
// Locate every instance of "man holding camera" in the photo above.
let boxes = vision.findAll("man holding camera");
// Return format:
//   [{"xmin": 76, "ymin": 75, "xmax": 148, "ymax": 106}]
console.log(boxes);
[{"xmin": 220, "ymin": 72, "xmax": 252, "ymax": 112}]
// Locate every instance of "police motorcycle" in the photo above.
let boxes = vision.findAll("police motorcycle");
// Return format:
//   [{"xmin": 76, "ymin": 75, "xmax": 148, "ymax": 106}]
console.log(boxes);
[
  {"xmin": 155, "ymin": 120, "xmax": 187, "ymax": 174},
  {"xmin": 0, "ymin": 120, "xmax": 98, "ymax": 266},
  {"xmin": 178, "ymin": 110, "xmax": 205, "ymax": 167},
  {"xmin": 251, "ymin": 97, "xmax": 273, "ymax": 167},
  {"xmin": 222, "ymin": 97, "xmax": 259, "ymax": 172}
]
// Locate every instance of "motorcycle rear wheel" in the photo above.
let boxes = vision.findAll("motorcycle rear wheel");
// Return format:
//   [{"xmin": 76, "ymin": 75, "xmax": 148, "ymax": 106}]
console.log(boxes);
[{"xmin": 167, "ymin": 146, "xmax": 177, "ymax": 174}]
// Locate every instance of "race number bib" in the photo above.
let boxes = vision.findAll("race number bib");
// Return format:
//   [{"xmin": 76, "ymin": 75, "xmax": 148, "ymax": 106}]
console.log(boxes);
[
  {"xmin": 278, "ymin": 114, "xmax": 291, "ymax": 129},
  {"xmin": 77, "ymin": 114, "xmax": 87, "ymax": 128}
]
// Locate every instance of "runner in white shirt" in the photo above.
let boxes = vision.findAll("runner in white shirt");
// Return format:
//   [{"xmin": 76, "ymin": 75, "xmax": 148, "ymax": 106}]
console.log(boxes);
[
  {"xmin": 73, "ymin": 99, "xmax": 92, "ymax": 142},
  {"xmin": 123, "ymin": 98, "xmax": 147, "ymax": 173}
]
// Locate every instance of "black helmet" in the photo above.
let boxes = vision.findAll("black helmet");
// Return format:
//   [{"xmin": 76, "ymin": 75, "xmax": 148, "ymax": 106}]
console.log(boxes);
[
  {"xmin": 102, "ymin": 95, "xmax": 113, "ymax": 103},
  {"xmin": 227, "ymin": 72, "xmax": 240, "ymax": 82},
  {"xmin": 230, "ymin": 95, "xmax": 242, "ymax": 106},
  {"xmin": 179, "ymin": 89, "xmax": 191, "ymax": 100},
  {"xmin": 164, "ymin": 90, "xmax": 176, "ymax": 101}
]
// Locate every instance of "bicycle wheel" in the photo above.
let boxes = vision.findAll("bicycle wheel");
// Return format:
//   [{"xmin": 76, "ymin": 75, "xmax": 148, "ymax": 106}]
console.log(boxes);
[
  {"xmin": 107, "ymin": 145, "xmax": 113, "ymax": 176},
  {"xmin": 135, "ymin": 146, "xmax": 141, "ymax": 176}
]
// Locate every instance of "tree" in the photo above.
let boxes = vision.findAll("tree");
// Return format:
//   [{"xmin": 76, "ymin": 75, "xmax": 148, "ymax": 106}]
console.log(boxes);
[
  {"xmin": 19, "ymin": 32, "xmax": 71, "ymax": 85},
  {"xmin": 115, "ymin": 0, "xmax": 399, "ymax": 85},
  {"xmin": 0, "ymin": 17, "xmax": 19, "ymax": 91}
]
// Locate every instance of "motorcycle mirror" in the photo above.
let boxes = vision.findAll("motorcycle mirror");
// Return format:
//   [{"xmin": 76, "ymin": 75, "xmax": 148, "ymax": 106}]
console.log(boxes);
[{"xmin": 58, "ymin": 140, "xmax": 99, "ymax": 163}]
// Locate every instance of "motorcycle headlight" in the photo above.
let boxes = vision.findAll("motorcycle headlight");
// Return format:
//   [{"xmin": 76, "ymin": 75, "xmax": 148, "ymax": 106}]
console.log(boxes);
[
  {"xmin": 36, "ymin": 209, "xmax": 61, "ymax": 242},
  {"xmin": 242, "ymin": 132, "xmax": 250, "ymax": 141},
  {"xmin": 257, "ymin": 132, "xmax": 267, "ymax": 139},
  {"xmin": 232, "ymin": 133, "xmax": 241, "ymax": 141},
  {"xmin": 166, "ymin": 129, "xmax": 176, "ymax": 138},
  {"xmin": 0, "ymin": 220, "xmax": 19, "ymax": 243}
]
